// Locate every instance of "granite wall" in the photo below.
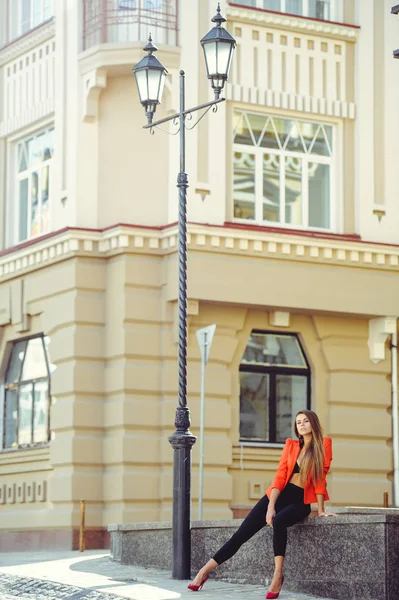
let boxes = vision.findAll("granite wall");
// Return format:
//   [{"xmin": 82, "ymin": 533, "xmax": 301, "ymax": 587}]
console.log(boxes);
[{"xmin": 109, "ymin": 509, "xmax": 399, "ymax": 600}]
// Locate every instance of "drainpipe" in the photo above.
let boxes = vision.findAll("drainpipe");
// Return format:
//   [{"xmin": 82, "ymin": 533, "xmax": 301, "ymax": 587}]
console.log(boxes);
[{"xmin": 392, "ymin": 324, "xmax": 399, "ymax": 507}]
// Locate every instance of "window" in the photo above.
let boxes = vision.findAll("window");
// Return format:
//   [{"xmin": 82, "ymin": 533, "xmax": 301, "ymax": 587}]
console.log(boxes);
[
  {"xmin": 235, "ymin": 0, "xmax": 334, "ymax": 21},
  {"xmin": 2, "ymin": 336, "xmax": 51, "ymax": 450},
  {"xmin": 118, "ymin": 0, "xmax": 162, "ymax": 9},
  {"xmin": 14, "ymin": 127, "xmax": 54, "ymax": 243},
  {"xmin": 9, "ymin": 0, "xmax": 54, "ymax": 40},
  {"xmin": 233, "ymin": 112, "xmax": 333, "ymax": 230},
  {"xmin": 239, "ymin": 332, "xmax": 310, "ymax": 444}
]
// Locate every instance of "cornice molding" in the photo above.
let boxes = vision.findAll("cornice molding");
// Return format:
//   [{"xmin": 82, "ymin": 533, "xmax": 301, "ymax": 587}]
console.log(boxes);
[
  {"xmin": 78, "ymin": 43, "xmax": 181, "ymax": 76},
  {"xmin": 1, "ymin": 225, "xmax": 399, "ymax": 282},
  {"xmin": 0, "ymin": 19, "xmax": 55, "ymax": 66},
  {"xmin": 227, "ymin": 6, "xmax": 359, "ymax": 42}
]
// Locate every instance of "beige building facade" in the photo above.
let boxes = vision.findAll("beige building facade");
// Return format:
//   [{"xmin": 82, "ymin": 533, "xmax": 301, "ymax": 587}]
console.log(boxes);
[{"xmin": 0, "ymin": 0, "xmax": 398, "ymax": 549}]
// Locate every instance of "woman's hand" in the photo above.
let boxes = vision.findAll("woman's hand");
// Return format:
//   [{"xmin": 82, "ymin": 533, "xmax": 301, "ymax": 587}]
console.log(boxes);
[
  {"xmin": 266, "ymin": 506, "xmax": 276, "ymax": 527},
  {"xmin": 318, "ymin": 511, "xmax": 337, "ymax": 517}
]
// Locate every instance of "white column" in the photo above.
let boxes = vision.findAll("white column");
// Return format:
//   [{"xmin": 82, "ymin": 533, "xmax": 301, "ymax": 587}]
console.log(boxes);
[
  {"xmin": 52, "ymin": 0, "xmax": 79, "ymax": 230},
  {"xmin": 354, "ymin": 0, "xmax": 375, "ymax": 235},
  {"xmin": 0, "ymin": 138, "xmax": 5, "ymax": 249},
  {"xmin": 381, "ymin": 0, "xmax": 399, "ymax": 244}
]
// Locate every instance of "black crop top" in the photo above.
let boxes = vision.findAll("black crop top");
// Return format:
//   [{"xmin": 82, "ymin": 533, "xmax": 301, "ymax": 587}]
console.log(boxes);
[{"xmin": 292, "ymin": 461, "xmax": 300, "ymax": 474}]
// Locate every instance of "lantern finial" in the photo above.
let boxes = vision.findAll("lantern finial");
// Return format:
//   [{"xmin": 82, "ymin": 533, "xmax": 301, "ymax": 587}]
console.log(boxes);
[
  {"xmin": 212, "ymin": 3, "xmax": 226, "ymax": 26},
  {"xmin": 143, "ymin": 34, "xmax": 157, "ymax": 54}
]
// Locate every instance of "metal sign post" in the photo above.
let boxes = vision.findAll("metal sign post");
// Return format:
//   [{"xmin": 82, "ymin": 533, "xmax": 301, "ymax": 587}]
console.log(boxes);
[{"xmin": 196, "ymin": 324, "xmax": 216, "ymax": 521}]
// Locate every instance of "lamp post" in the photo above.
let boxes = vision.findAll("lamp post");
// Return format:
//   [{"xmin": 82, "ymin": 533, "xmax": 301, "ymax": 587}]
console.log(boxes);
[{"xmin": 133, "ymin": 3, "xmax": 235, "ymax": 580}]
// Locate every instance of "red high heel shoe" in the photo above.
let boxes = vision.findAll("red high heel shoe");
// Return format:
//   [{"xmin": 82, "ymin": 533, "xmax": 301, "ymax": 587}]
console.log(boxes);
[
  {"xmin": 187, "ymin": 575, "xmax": 209, "ymax": 592},
  {"xmin": 265, "ymin": 575, "xmax": 284, "ymax": 599}
]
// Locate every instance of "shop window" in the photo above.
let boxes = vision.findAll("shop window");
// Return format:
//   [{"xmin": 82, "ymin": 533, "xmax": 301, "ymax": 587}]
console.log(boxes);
[
  {"xmin": 239, "ymin": 331, "xmax": 310, "ymax": 443},
  {"xmin": 2, "ymin": 336, "xmax": 51, "ymax": 450},
  {"xmin": 233, "ymin": 111, "xmax": 334, "ymax": 231}
]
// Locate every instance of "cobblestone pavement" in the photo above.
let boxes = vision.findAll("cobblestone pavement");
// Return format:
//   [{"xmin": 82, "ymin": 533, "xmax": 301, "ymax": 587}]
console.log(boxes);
[
  {"xmin": 0, "ymin": 551, "xmax": 332, "ymax": 600},
  {"xmin": 0, "ymin": 572, "xmax": 118, "ymax": 599}
]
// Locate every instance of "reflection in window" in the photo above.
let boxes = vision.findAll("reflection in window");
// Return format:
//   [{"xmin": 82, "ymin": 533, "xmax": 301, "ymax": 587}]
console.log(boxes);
[
  {"xmin": 233, "ymin": 152, "xmax": 256, "ymax": 220},
  {"xmin": 240, "ymin": 373, "xmax": 269, "ymax": 440},
  {"xmin": 263, "ymin": 0, "xmax": 280, "ymax": 10},
  {"xmin": 118, "ymin": 0, "xmax": 163, "ymax": 9},
  {"xmin": 9, "ymin": 0, "xmax": 55, "ymax": 41},
  {"xmin": 240, "ymin": 332, "xmax": 310, "ymax": 443},
  {"xmin": 309, "ymin": 0, "xmax": 331, "ymax": 20},
  {"xmin": 286, "ymin": 0, "xmax": 302, "ymax": 15},
  {"xmin": 2, "ymin": 336, "xmax": 51, "ymax": 450},
  {"xmin": 233, "ymin": 111, "xmax": 333, "ymax": 230},
  {"xmin": 15, "ymin": 127, "xmax": 54, "ymax": 244},
  {"xmin": 276, "ymin": 374, "xmax": 308, "ymax": 440},
  {"xmin": 250, "ymin": 0, "xmax": 335, "ymax": 21},
  {"xmin": 309, "ymin": 162, "xmax": 330, "ymax": 228},
  {"xmin": 285, "ymin": 157, "xmax": 302, "ymax": 226},
  {"xmin": 263, "ymin": 154, "xmax": 280, "ymax": 222}
]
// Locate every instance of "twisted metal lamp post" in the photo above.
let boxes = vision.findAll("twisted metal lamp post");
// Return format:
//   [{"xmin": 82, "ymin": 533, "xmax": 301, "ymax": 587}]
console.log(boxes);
[{"xmin": 132, "ymin": 3, "xmax": 235, "ymax": 580}]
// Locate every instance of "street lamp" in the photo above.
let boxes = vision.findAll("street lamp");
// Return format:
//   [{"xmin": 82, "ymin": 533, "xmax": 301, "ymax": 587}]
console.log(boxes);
[
  {"xmin": 133, "ymin": 2, "xmax": 235, "ymax": 581},
  {"xmin": 133, "ymin": 35, "xmax": 168, "ymax": 125},
  {"xmin": 200, "ymin": 5, "xmax": 236, "ymax": 100}
]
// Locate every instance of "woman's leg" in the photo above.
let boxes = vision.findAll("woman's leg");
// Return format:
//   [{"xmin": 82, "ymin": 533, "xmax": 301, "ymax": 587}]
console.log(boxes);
[
  {"xmin": 190, "ymin": 494, "xmax": 269, "ymax": 585},
  {"xmin": 266, "ymin": 502, "xmax": 311, "ymax": 595},
  {"xmin": 213, "ymin": 494, "xmax": 269, "ymax": 564},
  {"xmin": 272, "ymin": 502, "xmax": 311, "ymax": 557}
]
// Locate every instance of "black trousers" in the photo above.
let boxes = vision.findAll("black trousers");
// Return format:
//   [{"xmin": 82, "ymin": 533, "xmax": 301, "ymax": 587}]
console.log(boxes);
[{"xmin": 213, "ymin": 483, "xmax": 311, "ymax": 563}]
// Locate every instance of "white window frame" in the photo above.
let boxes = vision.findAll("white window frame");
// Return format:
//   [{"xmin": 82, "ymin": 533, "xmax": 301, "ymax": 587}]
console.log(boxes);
[
  {"xmin": 238, "ymin": 0, "xmax": 341, "ymax": 22},
  {"xmin": 8, "ymin": 0, "xmax": 54, "ymax": 42},
  {"xmin": 232, "ymin": 112, "xmax": 337, "ymax": 233},
  {"xmin": 8, "ymin": 125, "xmax": 54, "ymax": 247}
]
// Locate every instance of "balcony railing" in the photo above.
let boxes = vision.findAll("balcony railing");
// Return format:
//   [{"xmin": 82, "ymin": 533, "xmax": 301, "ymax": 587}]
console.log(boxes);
[{"xmin": 82, "ymin": 0, "xmax": 179, "ymax": 51}]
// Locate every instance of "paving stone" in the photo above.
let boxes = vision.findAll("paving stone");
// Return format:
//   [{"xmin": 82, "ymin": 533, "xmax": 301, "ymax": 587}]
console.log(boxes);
[
  {"xmin": 0, "ymin": 573, "xmax": 119, "ymax": 600},
  {"xmin": 0, "ymin": 551, "xmax": 332, "ymax": 600}
]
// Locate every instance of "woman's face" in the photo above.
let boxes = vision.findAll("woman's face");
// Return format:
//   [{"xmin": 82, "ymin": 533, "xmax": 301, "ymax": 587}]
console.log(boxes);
[{"xmin": 296, "ymin": 413, "xmax": 312, "ymax": 436}]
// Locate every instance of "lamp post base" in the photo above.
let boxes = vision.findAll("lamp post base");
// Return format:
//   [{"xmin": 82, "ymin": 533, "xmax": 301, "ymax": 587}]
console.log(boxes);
[{"xmin": 168, "ymin": 406, "xmax": 196, "ymax": 580}]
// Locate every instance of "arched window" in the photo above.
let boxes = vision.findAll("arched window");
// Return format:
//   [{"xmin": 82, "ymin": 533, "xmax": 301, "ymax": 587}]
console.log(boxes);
[
  {"xmin": 3, "ymin": 336, "xmax": 51, "ymax": 450},
  {"xmin": 239, "ymin": 331, "xmax": 310, "ymax": 444}
]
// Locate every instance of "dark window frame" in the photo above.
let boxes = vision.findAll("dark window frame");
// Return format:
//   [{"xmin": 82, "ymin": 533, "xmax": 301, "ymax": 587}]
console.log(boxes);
[
  {"xmin": 239, "ymin": 330, "xmax": 311, "ymax": 444},
  {"xmin": 2, "ymin": 334, "xmax": 51, "ymax": 451}
]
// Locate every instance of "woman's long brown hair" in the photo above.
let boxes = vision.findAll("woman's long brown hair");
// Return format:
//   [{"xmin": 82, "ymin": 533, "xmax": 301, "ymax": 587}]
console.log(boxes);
[{"xmin": 294, "ymin": 410, "xmax": 325, "ymax": 487}]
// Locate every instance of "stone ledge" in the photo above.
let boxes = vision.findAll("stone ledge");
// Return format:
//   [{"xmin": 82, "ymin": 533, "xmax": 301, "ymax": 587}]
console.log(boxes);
[
  {"xmin": 334, "ymin": 506, "xmax": 399, "ymax": 515},
  {"xmin": 109, "ymin": 508, "xmax": 399, "ymax": 600}
]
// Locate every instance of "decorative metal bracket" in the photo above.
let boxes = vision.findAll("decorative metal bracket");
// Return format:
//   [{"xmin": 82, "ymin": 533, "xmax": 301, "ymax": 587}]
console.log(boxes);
[{"xmin": 144, "ymin": 97, "xmax": 226, "ymax": 134}]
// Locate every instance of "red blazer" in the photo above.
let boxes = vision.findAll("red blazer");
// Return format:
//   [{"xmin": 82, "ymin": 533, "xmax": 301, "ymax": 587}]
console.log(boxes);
[{"xmin": 266, "ymin": 437, "xmax": 333, "ymax": 505}]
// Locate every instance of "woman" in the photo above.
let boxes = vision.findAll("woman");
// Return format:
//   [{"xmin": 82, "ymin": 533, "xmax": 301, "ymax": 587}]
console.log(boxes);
[{"xmin": 188, "ymin": 409, "xmax": 335, "ymax": 599}]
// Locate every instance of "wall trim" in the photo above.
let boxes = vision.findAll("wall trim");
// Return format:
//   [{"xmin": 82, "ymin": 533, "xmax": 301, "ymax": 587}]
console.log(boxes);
[
  {"xmin": 0, "ymin": 19, "xmax": 55, "ymax": 66},
  {"xmin": 0, "ymin": 224, "xmax": 399, "ymax": 282}
]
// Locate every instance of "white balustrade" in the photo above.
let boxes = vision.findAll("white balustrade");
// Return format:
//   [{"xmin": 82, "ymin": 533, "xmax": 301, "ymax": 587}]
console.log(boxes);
[
  {"xmin": 226, "ymin": 19, "xmax": 355, "ymax": 119},
  {"xmin": 0, "ymin": 38, "xmax": 55, "ymax": 137}
]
